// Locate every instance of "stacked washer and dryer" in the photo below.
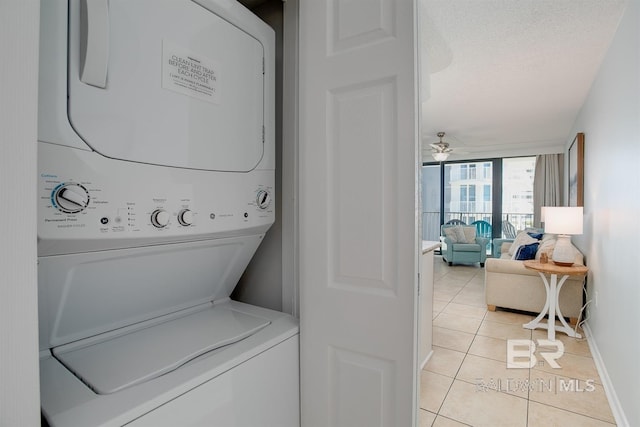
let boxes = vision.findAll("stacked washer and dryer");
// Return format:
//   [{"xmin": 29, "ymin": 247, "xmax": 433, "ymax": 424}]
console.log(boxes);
[{"xmin": 37, "ymin": 1, "xmax": 299, "ymax": 426}]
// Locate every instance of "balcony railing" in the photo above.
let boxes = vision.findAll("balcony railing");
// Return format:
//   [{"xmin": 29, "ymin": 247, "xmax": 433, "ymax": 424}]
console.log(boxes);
[
  {"xmin": 421, "ymin": 211, "xmax": 535, "ymax": 242},
  {"xmin": 501, "ymin": 213, "xmax": 535, "ymax": 234}
]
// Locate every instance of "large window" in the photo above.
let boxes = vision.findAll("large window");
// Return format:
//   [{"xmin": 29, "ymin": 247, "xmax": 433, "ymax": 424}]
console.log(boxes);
[
  {"xmin": 421, "ymin": 156, "xmax": 536, "ymax": 252},
  {"xmin": 501, "ymin": 157, "xmax": 536, "ymax": 232},
  {"xmin": 444, "ymin": 161, "xmax": 492, "ymax": 224},
  {"xmin": 421, "ymin": 164, "xmax": 441, "ymax": 241}
]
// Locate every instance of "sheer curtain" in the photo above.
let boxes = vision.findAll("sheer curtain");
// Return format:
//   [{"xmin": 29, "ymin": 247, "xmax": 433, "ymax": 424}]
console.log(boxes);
[{"xmin": 533, "ymin": 154, "xmax": 564, "ymax": 227}]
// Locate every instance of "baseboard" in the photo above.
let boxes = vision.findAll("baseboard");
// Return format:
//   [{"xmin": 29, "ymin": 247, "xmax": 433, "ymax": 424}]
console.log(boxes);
[
  {"xmin": 583, "ymin": 323, "xmax": 630, "ymax": 427},
  {"xmin": 420, "ymin": 348, "xmax": 434, "ymax": 371}
]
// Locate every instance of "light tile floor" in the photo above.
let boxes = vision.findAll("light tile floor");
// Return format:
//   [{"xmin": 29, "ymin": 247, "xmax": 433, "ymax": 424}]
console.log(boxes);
[{"xmin": 420, "ymin": 257, "xmax": 617, "ymax": 427}]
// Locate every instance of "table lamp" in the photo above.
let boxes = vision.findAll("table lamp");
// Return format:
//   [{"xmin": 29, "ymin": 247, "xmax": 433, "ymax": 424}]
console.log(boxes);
[{"xmin": 543, "ymin": 206, "xmax": 583, "ymax": 266}]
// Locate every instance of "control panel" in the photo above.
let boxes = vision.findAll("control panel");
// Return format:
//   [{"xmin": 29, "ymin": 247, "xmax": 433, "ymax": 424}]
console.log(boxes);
[
  {"xmin": 52, "ymin": 183, "xmax": 90, "ymax": 213},
  {"xmin": 255, "ymin": 189, "xmax": 272, "ymax": 210},
  {"xmin": 38, "ymin": 144, "xmax": 274, "ymax": 256}
]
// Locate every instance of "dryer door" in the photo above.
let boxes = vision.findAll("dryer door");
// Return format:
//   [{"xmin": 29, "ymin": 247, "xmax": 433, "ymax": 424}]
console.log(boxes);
[{"xmin": 67, "ymin": 0, "xmax": 265, "ymax": 172}]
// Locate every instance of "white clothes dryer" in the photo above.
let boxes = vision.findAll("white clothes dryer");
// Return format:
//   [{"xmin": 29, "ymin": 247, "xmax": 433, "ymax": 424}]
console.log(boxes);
[{"xmin": 37, "ymin": 1, "xmax": 298, "ymax": 426}]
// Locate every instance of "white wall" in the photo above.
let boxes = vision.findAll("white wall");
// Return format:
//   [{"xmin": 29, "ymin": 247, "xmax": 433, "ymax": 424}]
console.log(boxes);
[
  {"xmin": 233, "ymin": 0, "xmax": 285, "ymax": 311},
  {"xmin": 233, "ymin": 0, "xmax": 299, "ymax": 317},
  {"xmin": 0, "ymin": 1, "xmax": 41, "ymax": 425},
  {"xmin": 569, "ymin": 1, "xmax": 640, "ymax": 425}
]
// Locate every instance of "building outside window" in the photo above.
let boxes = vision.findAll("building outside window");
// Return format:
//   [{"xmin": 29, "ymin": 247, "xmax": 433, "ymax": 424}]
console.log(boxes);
[
  {"xmin": 502, "ymin": 157, "xmax": 536, "ymax": 231},
  {"xmin": 445, "ymin": 161, "xmax": 492, "ymax": 224}
]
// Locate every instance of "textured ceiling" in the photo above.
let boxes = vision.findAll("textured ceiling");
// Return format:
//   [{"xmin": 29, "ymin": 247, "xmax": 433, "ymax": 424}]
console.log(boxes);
[{"xmin": 420, "ymin": 0, "xmax": 627, "ymax": 161}]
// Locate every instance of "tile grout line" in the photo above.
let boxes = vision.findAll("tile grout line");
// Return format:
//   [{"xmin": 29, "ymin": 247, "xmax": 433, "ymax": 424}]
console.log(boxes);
[
  {"xmin": 429, "ymin": 262, "xmax": 616, "ymax": 426},
  {"xmin": 433, "ymin": 278, "xmax": 487, "ymax": 424}
]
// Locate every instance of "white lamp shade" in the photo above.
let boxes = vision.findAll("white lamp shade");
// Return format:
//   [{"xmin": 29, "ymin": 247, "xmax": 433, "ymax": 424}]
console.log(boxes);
[{"xmin": 543, "ymin": 207, "xmax": 583, "ymax": 235}]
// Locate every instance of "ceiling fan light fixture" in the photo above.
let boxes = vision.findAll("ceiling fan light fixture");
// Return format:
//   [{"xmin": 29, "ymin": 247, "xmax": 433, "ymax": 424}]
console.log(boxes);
[
  {"xmin": 431, "ymin": 132, "xmax": 451, "ymax": 161},
  {"xmin": 432, "ymin": 151, "xmax": 449, "ymax": 161}
]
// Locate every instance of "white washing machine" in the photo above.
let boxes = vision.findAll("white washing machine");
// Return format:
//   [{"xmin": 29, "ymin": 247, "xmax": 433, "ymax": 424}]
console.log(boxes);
[{"xmin": 37, "ymin": 1, "xmax": 299, "ymax": 426}]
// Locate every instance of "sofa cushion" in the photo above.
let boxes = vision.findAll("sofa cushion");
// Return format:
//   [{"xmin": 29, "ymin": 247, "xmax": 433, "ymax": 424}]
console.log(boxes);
[
  {"xmin": 499, "ymin": 242, "xmax": 512, "ymax": 258},
  {"xmin": 452, "ymin": 243, "xmax": 482, "ymax": 252},
  {"xmin": 485, "ymin": 258, "xmax": 541, "ymax": 276},
  {"xmin": 514, "ymin": 242, "xmax": 539, "ymax": 260}
]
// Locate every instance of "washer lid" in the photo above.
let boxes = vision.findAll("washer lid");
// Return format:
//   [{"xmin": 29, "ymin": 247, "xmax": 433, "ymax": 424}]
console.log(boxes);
[
  {"xmin": 39, "ymin": 235, "xmax": 264, "ymax": 349},
  {"xmin": 53, "ymin": 305, "xmax": 270, "ymax": 394},
  {"xmin": 67, "ymin": 0, "xmax": 265, "ymax": 172}
]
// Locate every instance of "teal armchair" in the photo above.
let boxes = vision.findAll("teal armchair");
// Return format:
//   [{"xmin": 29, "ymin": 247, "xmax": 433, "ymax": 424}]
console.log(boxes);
[{"xmin": 441, "ymin": 224, "xmax": 490, "ymax": 267}]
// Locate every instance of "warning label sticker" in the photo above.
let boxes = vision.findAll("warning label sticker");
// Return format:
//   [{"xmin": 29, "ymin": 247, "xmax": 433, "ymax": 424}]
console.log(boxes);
[{"xmin": 162, "ymin": 41, "xmax": 219, "ymax": 104}]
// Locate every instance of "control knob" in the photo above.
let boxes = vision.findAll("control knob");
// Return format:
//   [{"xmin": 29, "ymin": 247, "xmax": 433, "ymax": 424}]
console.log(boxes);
[
  {"xmin": 151, "ymin": 209, "xmax": 170, "ymax": 228},
  {"xmin": 178, "ymin": 209, "xmax": 194, "ymax": 226},
  {"xmin": 53, "ymin": 183, "xmax": 90, "ymax": 213},
  {"xmin": 256, "ymin": 190, "xmax": 271, "ymax": 210}
]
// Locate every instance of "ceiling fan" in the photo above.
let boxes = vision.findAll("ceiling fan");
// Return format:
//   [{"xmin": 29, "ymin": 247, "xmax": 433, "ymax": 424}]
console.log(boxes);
[{"xmin": 429, "ymin": 132, "xmax": 453, "ymax": 161}]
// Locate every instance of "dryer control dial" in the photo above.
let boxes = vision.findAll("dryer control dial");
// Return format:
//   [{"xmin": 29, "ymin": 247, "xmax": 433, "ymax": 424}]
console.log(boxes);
[
  {"xmin": 177, "ymin": 209, "xmax": 194, "ymax": 226},
  {"xmin": 256, "ymin": 190, "xmax": 271, "ymax": 210},
  {"xmin": 151, "ymin": 209, "xmax": 170, "ymax": 228},
  {"xmin": 53, "ymin": 183, "xmax": 90, "ymax": 213}
]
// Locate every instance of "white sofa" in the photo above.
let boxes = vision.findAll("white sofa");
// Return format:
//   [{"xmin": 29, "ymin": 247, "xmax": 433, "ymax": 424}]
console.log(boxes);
[{"xmin": 484, "ymin": 237, "xmax": 586, "ymax": 322}]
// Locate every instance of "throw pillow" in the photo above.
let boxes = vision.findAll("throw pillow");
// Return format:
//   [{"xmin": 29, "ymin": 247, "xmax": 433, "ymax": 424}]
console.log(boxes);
[
  {"xmin": 453, "ymin": 226, "xmax": 467, "ymax": 243},
  {"xmin": 514, "ymin": 242, "xmax": 539, "ymax": 260},
  {"xmin": 527, "ymin": 231, "xmax": 544, "ymax": 240},
  {"xmin": 443, "ymin": 226, "xmax": 460, "ymax": 243},
  {"xmin": 461, "ymin": 226, "xmax": 477, "ymax": 244},
  {"xmin": 508, "ymin": 231, "xmax": 539, "ymax": 256}
]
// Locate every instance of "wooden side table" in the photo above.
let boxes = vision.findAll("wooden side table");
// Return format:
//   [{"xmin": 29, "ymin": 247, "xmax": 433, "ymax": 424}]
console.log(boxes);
[{"xmin": 522, "ymin": 260, "xmax": 588, "ymax": 340}]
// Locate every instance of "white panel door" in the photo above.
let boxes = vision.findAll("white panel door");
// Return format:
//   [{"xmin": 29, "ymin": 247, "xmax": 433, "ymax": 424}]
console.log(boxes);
[{"xmin": 299, "ymin": 0, "xmax": 420, "ymax": 426}]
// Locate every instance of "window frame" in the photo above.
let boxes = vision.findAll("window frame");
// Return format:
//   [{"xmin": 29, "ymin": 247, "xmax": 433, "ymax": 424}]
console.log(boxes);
[{"xmin": 422, "ymin": 156, "xmax": 536, "ymax": 249}]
